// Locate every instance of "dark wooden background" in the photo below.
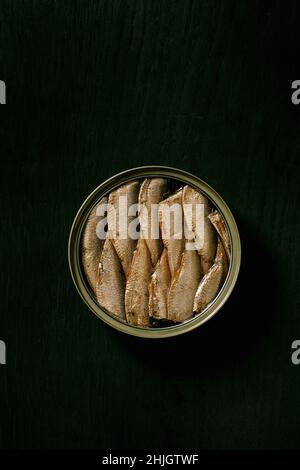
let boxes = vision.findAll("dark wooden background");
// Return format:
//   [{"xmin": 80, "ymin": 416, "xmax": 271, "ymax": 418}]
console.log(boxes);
[{"xmin": 1, "ymin": 0, "xmax": 300, "ymax": 450}]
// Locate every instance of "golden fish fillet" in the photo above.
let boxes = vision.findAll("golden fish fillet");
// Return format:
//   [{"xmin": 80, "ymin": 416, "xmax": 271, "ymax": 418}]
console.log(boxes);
[
  {"xmin": 159, "ymin": 189, "xmax": 185, "ymax": 278},
  {"xmin": 139, "ymin": 178, "xmax": 168, "ymax": 266},
  {"xmin": 96, "ymin": 238, "xmax": 126, "ymax": 319},
  {"xmin": 149, "ymin": 248, "xmax": 171, "ymax": 320},
  {"xmin": 193, "ymin": 239, "xmax": 228, "ymax": 314},
  {"xmin": 81, "ymin": 197, "xmax": 108, "ymax": 293},
  {"xmin": 182, "ymin": 186, "xmax": 216, "ymax": 274},
  {"xmin": 168, "ymin": 249, "xmax": 202, "ymax": 322},
  {"xmin": 107, "ymin": 181, "xmax": 140, "ymax": 278},
  {"xmin": 215, "ymin": 238, "xmax": 228, "ymax": 277},
  {"xmin": 125, "ymin": 239, "xmax": 152, "ymax": 327},
  {"xmin": 208, "ymin": 210, "xmax": 231, "ymax": 261}
]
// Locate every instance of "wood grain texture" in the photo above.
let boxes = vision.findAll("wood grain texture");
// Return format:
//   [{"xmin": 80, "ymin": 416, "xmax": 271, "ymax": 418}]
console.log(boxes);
[{"xmin": 1, "ymin": 0, "xmax": 300, "ymax": 449}]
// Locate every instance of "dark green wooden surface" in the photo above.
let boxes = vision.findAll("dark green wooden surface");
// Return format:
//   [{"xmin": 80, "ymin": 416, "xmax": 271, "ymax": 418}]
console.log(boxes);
[{"xmin": 1, "ymin": 0, "xmax": 300, "ymax": 449}]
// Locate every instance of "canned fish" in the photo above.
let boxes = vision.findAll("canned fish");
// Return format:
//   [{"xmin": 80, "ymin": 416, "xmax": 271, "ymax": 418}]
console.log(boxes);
[{"xmin": 68, "ymin": 166, "xmax": 241, "ymax": 338}]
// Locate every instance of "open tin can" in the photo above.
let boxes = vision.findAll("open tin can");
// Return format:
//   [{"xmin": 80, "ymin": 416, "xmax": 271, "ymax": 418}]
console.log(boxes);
[{"xmin": 68, "ymin": 166, "xmax": 241, "ymax": 338}]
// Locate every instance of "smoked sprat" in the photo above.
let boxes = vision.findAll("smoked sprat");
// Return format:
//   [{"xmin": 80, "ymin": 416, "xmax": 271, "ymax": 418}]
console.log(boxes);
[{"xmin": 81, "ymin": 178, "xmax": 231, "ymax": 328}]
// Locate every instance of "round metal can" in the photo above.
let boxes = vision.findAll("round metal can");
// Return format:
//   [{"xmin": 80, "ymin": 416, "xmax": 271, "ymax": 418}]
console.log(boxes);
[{"xmin": 68, "ymin": 166, "xmax": 241, "ymax": 338}]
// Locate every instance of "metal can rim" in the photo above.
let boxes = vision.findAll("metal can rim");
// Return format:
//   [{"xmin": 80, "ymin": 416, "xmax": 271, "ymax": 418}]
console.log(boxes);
[{"xmin": 68, "ymin": 165, "xmax": 241, "ymax": 338}]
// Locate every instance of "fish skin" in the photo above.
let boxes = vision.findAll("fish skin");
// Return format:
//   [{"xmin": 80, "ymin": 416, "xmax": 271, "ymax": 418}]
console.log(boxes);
[
  {"xmin": 192, "ymin": 265, "xmax": 223, "ymax": 314},
  {"xmin": 159, "ymin": 189, "xmax": 185, "ymax": 278},
  {"xmin": 168, "ymin": 249, "xmax": 202, "ymax": 322},
  {"xmin": 208, "ymin": 210, "xmax": 230, "ymax": 261},
  {"xmin": 193, "ymin": 239, "xmax": 228, "ymax": 314},
  {"xmin": 96, "ymin": 238, "xmax": 126, "ymax": 319},
  {"xmin": 107, "ymin": 181, "xmax": 140, "ymax": 278},
  {"xmin": 215, "ymin": 238, "xmax": 228, "ymax": 278},
  {"xmin": 81, "ymin": 197, "xmax": 108, "ymax": 293},
  {"xmin": 182, "ymin": 186, "xmax": 217, "ymax": 274},
  {"xmin": 125, "ymin": 239, "xmax": 152, "ymax": 327},
  {"xmin": 139, "ymin": 178, "xmax": 168, "ymax": 266},
  {"xmin": 149, "ymin": 248, "xmax": 171, "ymax": 320}
]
